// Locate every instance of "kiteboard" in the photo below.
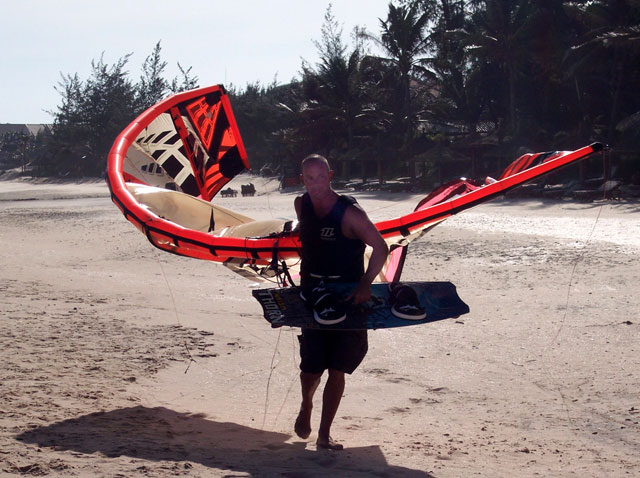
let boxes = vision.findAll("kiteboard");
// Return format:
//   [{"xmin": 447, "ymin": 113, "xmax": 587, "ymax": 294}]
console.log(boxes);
[{"xmin": 252, "ymin": 281, "xmax": 469, "ymax": 330}]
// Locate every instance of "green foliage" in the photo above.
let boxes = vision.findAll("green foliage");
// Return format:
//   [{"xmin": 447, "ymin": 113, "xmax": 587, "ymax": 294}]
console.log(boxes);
[
  {"xmin": 361, "ymin": 1, "xmax": 434, "ymax": 153},
  {"xmin": 298, "ymin": 6, "xmax": 371, "ymax": 155},
  {"xmin": 170, "ymin": 63, "xmax": 200, "ymax": 94},
  {"xmin": 32, "ymin": 2, "xmax": 640, "ymax": 183},
  {"xmin": 38, "ymin": 54, "xmax": 137, "ymax": 176},
  {"xmin": 229, "ymin": 79, "xmax": 302, "ymax": 173},
  {"xmin": 137, "ymin": 41, "xmax": 169, "ymax": 111},
  {"xmin": 34, "ymin": 41, "xmax": 198, "ymax": 177},
  {"xmin": 0, "ymin": 131, "xmax": 31, "ymax": 172}
]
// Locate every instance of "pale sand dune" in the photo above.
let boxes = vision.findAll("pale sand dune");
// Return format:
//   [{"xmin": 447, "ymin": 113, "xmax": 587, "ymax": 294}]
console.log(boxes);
[{"xmin": 1, "ymin": 175, "xmax": 638, "ymax": 477}]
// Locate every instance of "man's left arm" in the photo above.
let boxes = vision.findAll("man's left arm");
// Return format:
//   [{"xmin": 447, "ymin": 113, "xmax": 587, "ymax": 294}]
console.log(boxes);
[{"xmin": 344, "ymin": 207, "xmax": 389, "ymax": 304}]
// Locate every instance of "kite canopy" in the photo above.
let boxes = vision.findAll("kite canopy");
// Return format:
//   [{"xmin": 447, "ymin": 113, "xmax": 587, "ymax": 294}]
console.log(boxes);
[
  {"xmin": 381, "ymin": 143, "xmax": 603, "ymax": 281},
  {"xmin": 106, "ymin": 83, "xmax": 602, "ymax": 284},
  {"xmin": 106, "ymin": 85, "xmax": 301, "ymax": 281}
]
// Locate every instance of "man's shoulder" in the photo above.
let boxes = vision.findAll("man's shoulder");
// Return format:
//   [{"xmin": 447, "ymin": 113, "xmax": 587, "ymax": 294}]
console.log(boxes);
[
  {"xmin": 338, "ymin": 195, "xmax": 362, "ymax": 215},
  {"xmin": 341, "ymin": 201, "xmax": 368, "ymax": 228},
  {"xmin": 339, "ymin": 195, "xmax": 364, "ymax": 215},
  {"xmin": 339, "ymin": 194, "xmax": 358, "ymax": 205}
]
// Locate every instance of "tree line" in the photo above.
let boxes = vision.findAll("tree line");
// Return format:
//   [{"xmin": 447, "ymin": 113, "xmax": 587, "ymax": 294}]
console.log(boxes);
[{"xmin": 3, "ymin": 0, "xmax": 639, "ymax": 186}]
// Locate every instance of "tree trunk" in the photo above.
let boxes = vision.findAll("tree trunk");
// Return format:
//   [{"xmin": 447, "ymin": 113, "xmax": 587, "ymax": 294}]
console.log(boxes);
[
  {"xmin": 508, "ymin": 63, "xmax": 517, "ymax": 136},
  {"xmin": 607, "ymin": 47, "xmax": 624, "ymax": 147}
]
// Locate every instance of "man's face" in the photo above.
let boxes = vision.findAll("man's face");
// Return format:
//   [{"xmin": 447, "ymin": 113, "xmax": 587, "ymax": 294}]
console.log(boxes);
[{"xmin": 301, "ymin": 161, "xmax": 333, "ymax": 196}]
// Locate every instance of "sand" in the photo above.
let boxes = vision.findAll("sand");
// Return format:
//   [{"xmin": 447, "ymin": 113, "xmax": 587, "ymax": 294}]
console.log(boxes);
[{"xmin": 1, "ymin": 174, "xmax": 638, "ymax": 477}]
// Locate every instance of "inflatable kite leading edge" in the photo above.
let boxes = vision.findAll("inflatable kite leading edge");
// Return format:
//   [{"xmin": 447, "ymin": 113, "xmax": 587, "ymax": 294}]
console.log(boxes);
[{"xmin": 106, "ymin": 84, "xmax": 603, "ymax": 284}]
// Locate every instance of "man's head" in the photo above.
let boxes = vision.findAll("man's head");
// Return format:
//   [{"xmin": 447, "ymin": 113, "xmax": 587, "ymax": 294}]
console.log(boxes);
[
  {"xmin": 301, "ymin": 154, "xmax": 331, "ymax": 173},
  {"xmin": 300, "ymin": 154, "xmax": 333, "ymax": 196}
]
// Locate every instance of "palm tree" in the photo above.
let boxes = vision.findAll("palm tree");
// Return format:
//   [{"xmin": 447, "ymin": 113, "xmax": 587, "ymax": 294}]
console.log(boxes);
[
  {"xmin": 302, "ymin": 49, "xmax": 367, "ymax": 151},
  {"xmin": 296, "ymin": 5, "xmax": 371, "ymax": 171},
  {"xmin": 429, "ymin": 0, "xmax": 486, "ymax": 135},
  {"xmin": 564, "ymin": 0, "xmax": 640, "ymax": 146},
  {"xmin": 360, "ymin": 2, "xmax": 433, "ymax": 175},
  {"xmin": 461, "ymin": 0, "xmax": 537, "ymax": 138}
]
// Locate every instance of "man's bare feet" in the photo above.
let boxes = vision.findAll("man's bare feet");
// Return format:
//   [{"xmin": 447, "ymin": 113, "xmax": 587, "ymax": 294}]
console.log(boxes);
[
  {"xmin": 294, "ymin": 408, "xmax": 312, "ymax": 439},
  {"xmin": 316, "ymin": 436, "xmax": 343, "ymax": 451}
]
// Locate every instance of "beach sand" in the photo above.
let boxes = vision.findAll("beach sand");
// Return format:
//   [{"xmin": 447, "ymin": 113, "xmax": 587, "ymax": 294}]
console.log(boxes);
[{"xmin": 1, "ymin": 175, "xmax": 638, "ymax": 477}]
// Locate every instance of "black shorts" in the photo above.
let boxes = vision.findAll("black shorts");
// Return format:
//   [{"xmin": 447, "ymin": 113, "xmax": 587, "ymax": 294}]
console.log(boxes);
[{"xmin": 298, "ymin": 328, "xmax": 368, "ymax": 375}]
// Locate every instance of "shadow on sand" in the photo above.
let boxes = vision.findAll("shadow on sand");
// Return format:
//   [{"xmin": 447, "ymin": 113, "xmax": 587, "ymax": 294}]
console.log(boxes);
[{"xmin": 16, "ymin": 406, "xmax": 433, "ymax": 477}]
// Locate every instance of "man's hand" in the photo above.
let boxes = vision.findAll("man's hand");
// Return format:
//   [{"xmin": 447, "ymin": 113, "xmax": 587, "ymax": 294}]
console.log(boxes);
[{"xmin": 347, "ymin": 279, "xmax": 372, "ymax": 305}]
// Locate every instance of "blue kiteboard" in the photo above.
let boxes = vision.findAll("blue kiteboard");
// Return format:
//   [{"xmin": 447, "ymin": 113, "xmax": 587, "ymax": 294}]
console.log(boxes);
[{"xmin": 252, "ymin": 281, "xmax": 469, "ymax": 330}]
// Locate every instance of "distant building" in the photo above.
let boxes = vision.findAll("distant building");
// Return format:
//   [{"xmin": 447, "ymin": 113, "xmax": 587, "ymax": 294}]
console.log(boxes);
[
  {"xmin": 0, "ymin": 124, "xmax": 52, "ymax": 169},
  {"xmin": 0, "ymin": 124, "xmax": 51, "ymax": 137}
]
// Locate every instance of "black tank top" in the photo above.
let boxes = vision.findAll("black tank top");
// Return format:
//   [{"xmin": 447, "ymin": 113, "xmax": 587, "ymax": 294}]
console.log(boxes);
[{"xmin": 299, "ymin": 193, "xmax": 365, "ymax": 285}]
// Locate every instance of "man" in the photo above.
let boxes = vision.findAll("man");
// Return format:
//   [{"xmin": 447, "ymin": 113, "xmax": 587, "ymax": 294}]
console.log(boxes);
[{"xmin": 294, "ymin": 154, "xmax": 389, "ymax": 450}]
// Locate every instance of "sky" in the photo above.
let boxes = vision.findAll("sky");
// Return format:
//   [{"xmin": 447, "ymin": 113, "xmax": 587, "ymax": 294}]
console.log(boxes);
[{"xmin": 1, "ymin": 0, "xmax": 392, "ymax": 124}]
